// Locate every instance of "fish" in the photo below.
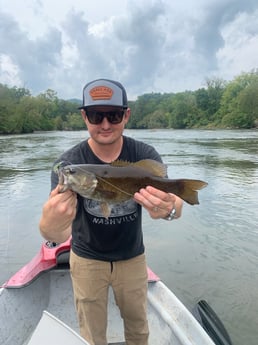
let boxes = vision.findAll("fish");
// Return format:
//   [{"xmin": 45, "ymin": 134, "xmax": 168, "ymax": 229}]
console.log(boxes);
[{"xmin": 54, "ymin": 159, "xmax": 208, "ymax": 218}]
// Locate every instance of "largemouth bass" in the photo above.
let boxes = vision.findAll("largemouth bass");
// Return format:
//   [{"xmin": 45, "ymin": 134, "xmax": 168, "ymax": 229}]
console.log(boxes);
[{"xmin": 55, "ymin": 159, "xmax": 207, "ymax": 217}]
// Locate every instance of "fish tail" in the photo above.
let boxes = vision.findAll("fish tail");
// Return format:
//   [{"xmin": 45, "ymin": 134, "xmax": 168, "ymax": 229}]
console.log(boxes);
[
  {"xmin": 166, "ymin": 179, "xmax": 208, "ymax": 205},
  {"xmin": 178, "ymin": 188, "xmax": 200, "ymax": 205}
]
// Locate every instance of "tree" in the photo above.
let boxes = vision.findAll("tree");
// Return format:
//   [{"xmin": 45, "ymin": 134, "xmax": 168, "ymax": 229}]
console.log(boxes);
[
  {"xmin": 1, "ymin": 71, "xmax": 257, "ymax": 132},
  {"xmin": 218, "ymin": 71, "xmax": 258, "ymax": 128},
  {"xmin": 169, "ymin": 92, "xmax": 198, "ymax": 129},
  {"xmin": 205, "ymin": 77, "xmax": 226, "ymax": 122},
  {"xmin": 128, "ymin": 93, "xmax": 163, "ymax": 128},
  {"xmin": 138, "ymin": 109, "xmax": 169, "ymax": 129}
]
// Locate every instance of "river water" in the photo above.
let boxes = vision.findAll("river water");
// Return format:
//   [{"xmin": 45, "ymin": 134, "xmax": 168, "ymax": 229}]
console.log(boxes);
[{"xmin": 0, "ymin": 129, "xmax": 257, "ymax": 345}]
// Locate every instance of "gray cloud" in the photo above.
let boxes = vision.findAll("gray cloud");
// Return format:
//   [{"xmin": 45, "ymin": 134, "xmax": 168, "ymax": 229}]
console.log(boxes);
[
  {"xmin": 112, "ymin": 2, "xmax": 166, "ymax": 90},
  {"xmin": 0, "ymin": 0, "xmax": 258, "ymax": 99},
  {"xmin": 59, "ymin": 10, "xmax": 116, "ymax": 98},
  {"xmin": 192, "ymin": 0, "xmax": 258, "ymax": 71},
  {"xmin": 56, "ymin": 3, "xmax": 166, "ymax": 97},
  {"xmin": 0, "ymin": 11, "xmax": 62, "ymax": 93}
]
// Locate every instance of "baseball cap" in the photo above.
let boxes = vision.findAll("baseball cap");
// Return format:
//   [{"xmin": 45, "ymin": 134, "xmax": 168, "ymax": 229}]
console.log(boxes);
[{"xmin": 78, "ymin": 79, "xmax": 128, "ymax": 109}]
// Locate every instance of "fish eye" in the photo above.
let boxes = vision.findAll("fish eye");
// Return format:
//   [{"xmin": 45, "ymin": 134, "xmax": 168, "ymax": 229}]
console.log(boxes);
[
  {"xmin": 63, "ymin": 166, "xmax": 76, "ymax": 175},
  {"xmin": 69, "ymin": 167, "xmax": 76, "ymax": 174}
]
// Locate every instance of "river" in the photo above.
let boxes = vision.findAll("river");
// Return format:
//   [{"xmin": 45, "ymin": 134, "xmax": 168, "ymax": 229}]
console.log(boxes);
[{"xmin": 0, "ymin": 129, "xmax": 257, "ymax": 345}]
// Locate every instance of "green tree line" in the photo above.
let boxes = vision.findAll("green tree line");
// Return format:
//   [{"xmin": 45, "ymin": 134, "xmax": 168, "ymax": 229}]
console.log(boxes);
[{"xmin": 1, "ymin": 70, "xmax": 258, "ymax": 134}]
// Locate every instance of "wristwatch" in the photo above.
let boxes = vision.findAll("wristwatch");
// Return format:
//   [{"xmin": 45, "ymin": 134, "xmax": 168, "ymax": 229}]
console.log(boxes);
[{"xmin": 164, "ymin": 207, "xmax": 176, "ymax": 221}]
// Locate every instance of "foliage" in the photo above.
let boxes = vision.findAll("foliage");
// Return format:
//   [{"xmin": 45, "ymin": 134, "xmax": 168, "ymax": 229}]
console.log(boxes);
[
  {"xmin": 0, "ymin": 85, "xmax": 80, "ymax": 134},
  {"xmin": 0, "ymin": 70, "xmax": 258, "ymax": 134},
  {"xmin": 216, "ymin": 70, "xmax": 258, "ymax": 128}
]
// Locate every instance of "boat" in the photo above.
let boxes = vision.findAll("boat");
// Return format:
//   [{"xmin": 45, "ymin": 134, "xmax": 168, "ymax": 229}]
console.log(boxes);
[{"xmin": 0, "ymin": 238, "xmax": 232, "ymax": 345}]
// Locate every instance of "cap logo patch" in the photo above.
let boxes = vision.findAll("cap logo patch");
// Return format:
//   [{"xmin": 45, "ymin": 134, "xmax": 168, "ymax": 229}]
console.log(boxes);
[{"xmin": 89, "ymin": 86, "xmax": 113, "ymax": 100}]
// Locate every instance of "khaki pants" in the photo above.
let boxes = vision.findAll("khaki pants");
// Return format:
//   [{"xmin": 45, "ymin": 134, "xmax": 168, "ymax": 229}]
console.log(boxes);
[{"xmin": 70, "ymin": 250, "xmax": 149, "ymax": 345}]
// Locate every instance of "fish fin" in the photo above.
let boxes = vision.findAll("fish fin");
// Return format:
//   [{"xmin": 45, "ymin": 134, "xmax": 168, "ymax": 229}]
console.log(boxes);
[
  {"xmin": 181, "ymin": 190, "xmax": 200, "ymax": 205},
  {"xmin": 110, "ymin": 159, "xmax": 131, "ymax": 167},
  {"xmin": 111, "ymin": 159, "xmax": 167, "ymax": 177},
  {"xmin": 172, "ymin": 180, "xmax": 208, "ymax": 205},
  {"xmin": 184, "ymin": 180, "xmax": 208, "ymax": 191},
  {"xmin": 100, "ymin": 202, "xmax": 111, "ymax": 219},
  {"xmin": 133, "ymin": 159, "xmax": 167, "ymax": 177}
]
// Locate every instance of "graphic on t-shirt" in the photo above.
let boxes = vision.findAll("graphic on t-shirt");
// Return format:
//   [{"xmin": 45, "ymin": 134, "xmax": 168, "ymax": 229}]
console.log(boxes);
[{"xmin": 83, "ymin": 198, "xmax": 137, "ymax": 218}]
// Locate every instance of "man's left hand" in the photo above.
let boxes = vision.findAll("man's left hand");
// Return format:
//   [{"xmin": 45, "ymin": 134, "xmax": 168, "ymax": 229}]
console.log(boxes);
[{"xmin": 134, "ymin": 186, "xmax": 183, "ymax": 219}]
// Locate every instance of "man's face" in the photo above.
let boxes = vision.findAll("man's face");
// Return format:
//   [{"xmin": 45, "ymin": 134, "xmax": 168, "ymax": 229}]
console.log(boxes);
[{"xmin": 81, "ymin": 106, "xmax": 131, "ymax": 146}]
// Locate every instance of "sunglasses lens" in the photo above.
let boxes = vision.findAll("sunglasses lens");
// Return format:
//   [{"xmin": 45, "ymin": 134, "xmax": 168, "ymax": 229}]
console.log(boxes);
[
  {"xmin": 86, "ymin": 111, "xmax": 102, "ymax": 124},
  {"xmin": 86, "ymin": 110, "xmax": 124, "ymax": 124},
  {"xmin": 106, "ymin": 111, "xmax": 124, "ymax": 124}
]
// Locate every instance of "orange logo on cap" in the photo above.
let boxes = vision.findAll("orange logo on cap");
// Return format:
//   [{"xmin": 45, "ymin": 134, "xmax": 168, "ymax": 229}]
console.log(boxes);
[{"xmin": 90, "ymin": 86, "xmax": 113, "ymax": 100}]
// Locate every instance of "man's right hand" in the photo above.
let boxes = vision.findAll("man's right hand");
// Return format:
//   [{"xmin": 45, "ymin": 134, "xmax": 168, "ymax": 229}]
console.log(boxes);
[{"xmin": 39, "ymin": 185, "xmax": 77, "ymax": 243}]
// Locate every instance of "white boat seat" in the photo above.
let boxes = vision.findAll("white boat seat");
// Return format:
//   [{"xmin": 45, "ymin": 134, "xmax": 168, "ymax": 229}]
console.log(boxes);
[{"xmin": 27, "ymin": 311, "xmax": 90, "ymax": 345}]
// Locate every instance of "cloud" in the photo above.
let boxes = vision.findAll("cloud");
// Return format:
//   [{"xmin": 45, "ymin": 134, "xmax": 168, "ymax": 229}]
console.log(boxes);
[
  {"xmin": 192, "ymin": 0, "xmax": 258, "ymax": 70},
  {"xmin": 0, "ymin": 54, "xmax": 20, "ymax": 85},
  {"xmin": 0, "ymin": 0, "xmax": 258, "ymax": 99},
  {"xmin": 150, "ymin": 0, "xmax": 258, "ymax": 92},
  {"xmin": 58, "ymin": 10, "xmax": 115, "ymax": 98},
  {"xmin": 56, "ymin": 3, "xmax": 167, "ymax": 98},
  {"xmin": 217, "ymin": 9, "xmax": 258, "ymax": 78},
  {"xmin": 0, "ymin": 11, "xmax": 62, "ymax": 93},
  {"xmin": 112, "ymin": 3, "xmax": 166, "ymax": 88}
]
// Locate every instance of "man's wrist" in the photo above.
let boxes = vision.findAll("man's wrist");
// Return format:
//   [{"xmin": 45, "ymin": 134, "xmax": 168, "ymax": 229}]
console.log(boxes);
[{"xmin": 164, "ymin": 207, "xmax": 176, "ymax": 221}]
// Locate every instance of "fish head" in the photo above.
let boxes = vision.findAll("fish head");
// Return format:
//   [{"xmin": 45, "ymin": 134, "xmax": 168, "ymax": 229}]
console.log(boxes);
[{"xmin": 56, "ymin": 164, "xmax": 98, "ymax": 198}]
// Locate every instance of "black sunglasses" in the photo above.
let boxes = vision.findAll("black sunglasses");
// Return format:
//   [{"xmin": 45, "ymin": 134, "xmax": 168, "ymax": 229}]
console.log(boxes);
[{"xmin": 86, "ymin": 109, "xmax": 125, "ymax": 125}]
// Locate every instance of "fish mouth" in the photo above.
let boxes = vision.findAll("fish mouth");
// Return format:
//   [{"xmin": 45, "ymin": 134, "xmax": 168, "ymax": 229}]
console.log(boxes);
[
  {"xmin": 57, "ymin": 172, "xmax": 70, "ymax": 192},
  {"xmin": 57, "ymin": 165, "xmax": 75, "ymax": 188}
]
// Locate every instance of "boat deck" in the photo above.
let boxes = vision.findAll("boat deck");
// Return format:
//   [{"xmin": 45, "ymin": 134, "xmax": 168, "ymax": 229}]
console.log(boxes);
[
  {"xmin": 1, "ymin": 266, "xmax": 219, "ymax": 345},
  {"xmin": 2, "ymin": 269, "xmax": 139, "ymax": 345},
  {"xmin": 1, "ymin": 243, "xmax": 231, "ymax": 345}
]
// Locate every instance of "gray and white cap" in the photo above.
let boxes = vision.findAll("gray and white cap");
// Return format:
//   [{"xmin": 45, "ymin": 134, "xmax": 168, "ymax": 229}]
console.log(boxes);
[{"xmin": 78, "ymin": 79, "xmax": 128, "ymax": 109}]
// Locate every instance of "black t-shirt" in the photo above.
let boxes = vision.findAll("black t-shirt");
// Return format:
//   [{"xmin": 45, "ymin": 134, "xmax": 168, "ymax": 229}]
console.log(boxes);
[{"xmin": 51, "ymin": 135, "xmax": 162, "ymax": 261}]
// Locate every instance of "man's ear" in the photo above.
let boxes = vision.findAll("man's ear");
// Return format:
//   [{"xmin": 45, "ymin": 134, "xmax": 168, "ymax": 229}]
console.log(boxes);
[
  {"xmin": 124, "ymin": 108, "xmax": 131, "ymax": 123},
  {"xmin": 81, "ymin": 109, "xmax": 86, "ymax": 120}
]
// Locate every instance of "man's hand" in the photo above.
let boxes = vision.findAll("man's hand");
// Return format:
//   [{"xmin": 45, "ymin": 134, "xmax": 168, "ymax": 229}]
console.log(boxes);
[
  {"xmin": 134, "ymin": 186, "xmax": 183, "ymax": 219},
  {"xmin": 39, "ymin": 185, "xmax": 77, "ymax": 242}
]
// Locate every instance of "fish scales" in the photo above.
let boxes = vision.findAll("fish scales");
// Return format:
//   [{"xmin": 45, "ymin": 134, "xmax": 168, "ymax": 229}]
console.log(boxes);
[
  {"xmin": 93, "ymin": 176, "xmax": 199, "ymax": 205},
  {"xmin": 55, "ymin": 159, "xmax": 208, "ymax": 209}
]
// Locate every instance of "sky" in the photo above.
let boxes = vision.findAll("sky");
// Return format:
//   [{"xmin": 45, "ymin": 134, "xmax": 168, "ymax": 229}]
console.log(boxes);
[{"xmin": 0, "ymin": 0, "xmax": 258, "ymax": 100}]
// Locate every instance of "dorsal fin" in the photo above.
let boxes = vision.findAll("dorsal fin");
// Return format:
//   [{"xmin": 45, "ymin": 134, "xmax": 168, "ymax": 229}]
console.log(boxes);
[
  {"xmin": 110, "ymin": 160, "xmax": 131, "ymax": 167},
  {"xmin": 110, "ymin": 159, "xmax": 167, "ymax": 177}
]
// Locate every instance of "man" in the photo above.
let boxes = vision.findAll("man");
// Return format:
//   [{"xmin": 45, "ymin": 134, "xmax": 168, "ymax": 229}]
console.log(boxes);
[{"xmin": 39, "ymin": 79, "xmax": 183, "ymax": 345}]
